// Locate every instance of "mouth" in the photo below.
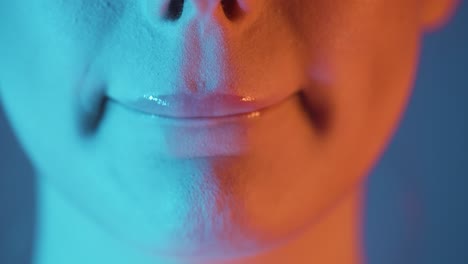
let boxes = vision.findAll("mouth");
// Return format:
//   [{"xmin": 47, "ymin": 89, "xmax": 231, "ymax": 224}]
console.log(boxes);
[
  {"xmin": 77, "ymin": 82, "xmax": 328, "ymax": 157},
  {"xmin": 77, "ymin": 86, "xmax": 299, "ymax": 136},
  {"xmin": 78, "ymin": 86, "xmax": 330, "ymax": 138},
  {"xmin": 107, "ymin": 92, "xmax": 294, "ymax": 121},
  {"xmin": 79, "ymin": 90, "xmax": 305, "ymax": 158}
]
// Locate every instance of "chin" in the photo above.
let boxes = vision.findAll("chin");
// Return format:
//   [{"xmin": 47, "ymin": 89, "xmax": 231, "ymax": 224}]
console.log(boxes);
[
  {"xmin": 43, "ymin": 153, "xmax": 311, "ymax": 263},
  {"xmin": 84, "ymin": 161, "xmax": 305, "ymax": 262}
]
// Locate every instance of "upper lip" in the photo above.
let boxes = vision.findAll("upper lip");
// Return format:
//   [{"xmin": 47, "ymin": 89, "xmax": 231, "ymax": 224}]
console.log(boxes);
[{"xmin": 108, "ymin": 93, "xmax": 289, "ymax": 119}]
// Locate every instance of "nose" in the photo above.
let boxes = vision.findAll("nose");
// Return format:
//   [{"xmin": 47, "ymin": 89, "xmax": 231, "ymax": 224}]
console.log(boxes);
[
  {"xmin": 139, "ymin": 0, "xmax": 262, "ymax": 94},
  {"xmin": 145, "ymin": 0, "xmax": 253, "ymax": 23}
]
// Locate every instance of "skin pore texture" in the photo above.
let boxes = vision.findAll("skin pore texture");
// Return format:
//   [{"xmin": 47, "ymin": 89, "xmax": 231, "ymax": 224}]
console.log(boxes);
[{"xmin": 0, "ymin": 0, "xmax": 456, "ymax": 263}]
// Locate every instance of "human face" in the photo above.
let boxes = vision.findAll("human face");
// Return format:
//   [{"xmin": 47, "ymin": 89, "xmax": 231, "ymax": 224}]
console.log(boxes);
[{"xmin": 0, "ymin": 0, "xmax": 455, "ymax": 260}]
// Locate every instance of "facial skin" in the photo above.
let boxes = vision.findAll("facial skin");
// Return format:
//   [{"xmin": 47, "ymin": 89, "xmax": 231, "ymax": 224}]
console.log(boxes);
[{"xmin": 0, "ymin": 0, "xmax": 456, "ymax": 262}]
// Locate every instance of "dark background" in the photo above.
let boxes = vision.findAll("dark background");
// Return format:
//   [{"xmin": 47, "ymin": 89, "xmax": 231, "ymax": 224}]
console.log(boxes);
[{"xmin": 1, "ymin": 2, "xmax": 467, "ymax": 263}]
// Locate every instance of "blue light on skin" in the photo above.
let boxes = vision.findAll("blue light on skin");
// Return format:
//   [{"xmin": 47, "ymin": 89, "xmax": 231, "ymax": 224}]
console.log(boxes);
[{"xmin": 0, "ymin": 0, "xmax": 457, "ymax": 263}]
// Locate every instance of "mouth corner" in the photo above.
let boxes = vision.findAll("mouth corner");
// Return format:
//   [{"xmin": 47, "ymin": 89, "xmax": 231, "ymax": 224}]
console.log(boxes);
[
  {"xmin": 77, "ymin": 94, "xmax": 108, "ymax": 136},
  {"xmin": 76, "ymin": 74, "xmax": 109, "ymax": 136},
  {"xmin": 297, "ymin": 89, "xmax": 331, "ymax": 136}
]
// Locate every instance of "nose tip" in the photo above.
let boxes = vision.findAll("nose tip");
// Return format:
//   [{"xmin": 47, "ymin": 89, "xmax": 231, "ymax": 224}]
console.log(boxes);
[{"xmin": 148, "ymin": 0, "xmax": 247, "ymax": 23}]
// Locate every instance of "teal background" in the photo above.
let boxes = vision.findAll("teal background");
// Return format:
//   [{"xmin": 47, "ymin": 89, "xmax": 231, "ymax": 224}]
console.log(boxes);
[{"xmin": 1, "ymin": 2, "xmax": 467, "ymax": 263}]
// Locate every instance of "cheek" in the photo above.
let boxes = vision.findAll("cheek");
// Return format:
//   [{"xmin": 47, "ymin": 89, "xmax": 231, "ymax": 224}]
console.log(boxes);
[
  {"xmin": 294, "ymin": 1, "xmax": 422, "ymax": 186},
  {"xmin": 0, "ymin": 1, "xmax": 116, "ymax": 173}
]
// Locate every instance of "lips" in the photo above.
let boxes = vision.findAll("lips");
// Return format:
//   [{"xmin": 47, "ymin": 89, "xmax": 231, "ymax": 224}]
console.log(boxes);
[
  {"xmin": 107, "ymin": 92, "xmax": 295, "ymax": 120},
  {"xmin": 77, "ymin": 60, "xmax": 299, "ymax": 130},
  {"xmin": 77, "ymin": 70, "xmax": 299, "ymax": 134}
]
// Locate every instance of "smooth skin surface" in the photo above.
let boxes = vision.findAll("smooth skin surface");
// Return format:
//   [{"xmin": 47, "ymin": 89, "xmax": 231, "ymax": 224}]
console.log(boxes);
[{"xmin": 0, "ymin": 0, "xmax": 457, "ymax": 263}]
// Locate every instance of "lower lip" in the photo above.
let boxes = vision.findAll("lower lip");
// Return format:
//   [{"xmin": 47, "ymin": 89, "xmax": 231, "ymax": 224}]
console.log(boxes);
[{"xmin": 100, "ymin": 94, "xmax": 298, "ymax": 158}]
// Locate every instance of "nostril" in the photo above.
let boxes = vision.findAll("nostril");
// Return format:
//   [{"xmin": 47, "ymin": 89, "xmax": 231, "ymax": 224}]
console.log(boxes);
[
  {"xmin": 221, "ymin": 0, "xmax": 245, "ymax": 21},
  {"xmin": 163, "ymin": 0, "xmax": 184, "ymax": 21},
  {"xmin": 158, "ymin": 0, "xmax": 244, "ymax": 22}
]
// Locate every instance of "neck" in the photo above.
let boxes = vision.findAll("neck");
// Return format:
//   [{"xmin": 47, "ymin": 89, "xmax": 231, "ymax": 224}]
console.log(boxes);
[{"xmin": 33, "ymin": 179, "xmax": 365, "ymax": 264}]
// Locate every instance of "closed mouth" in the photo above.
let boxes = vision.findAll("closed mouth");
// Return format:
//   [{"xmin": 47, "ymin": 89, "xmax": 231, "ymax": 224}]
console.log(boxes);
[
  {"xmin": 77, "ymin": 79, "xmax": 298, "ymax": 134},
  {"xmin": 107, "ymin": 92, "xmax": 298, "ymax": 122}
]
